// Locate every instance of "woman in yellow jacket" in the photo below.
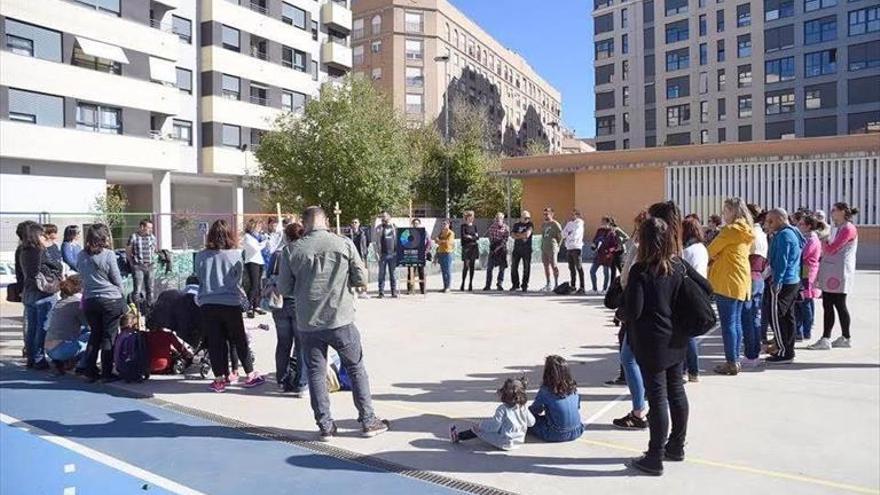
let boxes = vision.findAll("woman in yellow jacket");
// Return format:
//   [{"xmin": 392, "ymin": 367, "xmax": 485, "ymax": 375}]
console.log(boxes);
[
  {"xmin": 434, "ymin": 219, "xmax": 456, "ymax": 293},
  {"xmin": 708, "ymin": 197, "xmax": 755, "ymax": 376}
]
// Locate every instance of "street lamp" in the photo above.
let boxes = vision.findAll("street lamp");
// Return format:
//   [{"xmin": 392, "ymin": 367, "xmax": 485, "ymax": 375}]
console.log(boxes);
[{"xmin": 434, "ymin": 54, "xmax": 451, "ymax": 220}]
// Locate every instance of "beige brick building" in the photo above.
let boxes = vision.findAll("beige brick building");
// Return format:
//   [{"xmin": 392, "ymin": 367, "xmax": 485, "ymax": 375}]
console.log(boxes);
[{"xmin": 350, "ymin": 0, "xmax": 563, "ymax": 155}]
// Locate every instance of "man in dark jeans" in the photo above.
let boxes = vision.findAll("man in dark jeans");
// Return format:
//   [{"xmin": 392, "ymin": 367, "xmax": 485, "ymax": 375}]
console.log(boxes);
[
  {"xmin": 279, "ymin": 206, "xmax": 389, "ymax": 440},
  {"xmin": 372, "ymin": 212, "xmax": 398, "ymax": 298},
  {"xmin": 763, "ymin": 208, "xmax": 804, "ymax": 364},
  {"xmin": 127, "ymin": 219, "xmax": 156, "ymax": 307},
  {"xmin": 347, "ymin": 218, "xmax": 370, "ymax": 299},
  {"xmin": 509, "ymin": 211, "xmax": 534, "ymax": 292}
]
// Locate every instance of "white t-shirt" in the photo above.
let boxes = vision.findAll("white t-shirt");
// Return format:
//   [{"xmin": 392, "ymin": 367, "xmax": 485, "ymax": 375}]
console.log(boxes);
[
  {"xmin": 750, "ymin": 223, "xmax": 768, "ymax": 258},
  {"xmin": 561, "ymin": 218, "xmax": 585, "ymax": 250},
  {"xmin": 243, "ymin": 232, "xmax": 266, "ymax": 265},
  {"xmin": 683, "ymin": 242, "xmax": 709, "ymax": 277}
]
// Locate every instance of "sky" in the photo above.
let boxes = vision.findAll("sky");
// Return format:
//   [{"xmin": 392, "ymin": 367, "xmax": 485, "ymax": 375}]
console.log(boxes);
[{"xmin": 449, "ymin": 0, "xmax": 596, "ymax": 137}]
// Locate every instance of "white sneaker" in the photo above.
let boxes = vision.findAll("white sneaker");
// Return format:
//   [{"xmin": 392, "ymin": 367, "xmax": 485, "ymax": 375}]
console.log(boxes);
[
  {"xmin": 807, "ymin": 338, "xmax": 832, "ymax": 350},
  {"xmin": 831, "ymin": 336, "xmax": 851, "ymax": 348},
  {"xmin": 541, "ymin": 284, "xmax": 552, "ymax": 293}
]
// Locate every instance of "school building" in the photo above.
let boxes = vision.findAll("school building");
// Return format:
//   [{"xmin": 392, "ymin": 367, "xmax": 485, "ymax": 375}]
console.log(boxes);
[{"xmin": 500, "ymin": 133, "xmax": 880, "ymax": 267}]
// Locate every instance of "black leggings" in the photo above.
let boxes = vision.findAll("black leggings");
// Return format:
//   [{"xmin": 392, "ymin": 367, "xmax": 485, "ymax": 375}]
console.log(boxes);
[
  {"xmin": 244, "ymin": 262, "xmax": 263, "ymax": 310},
  {"xmin": 567, "ymin": 249, "xmax": 585, "ymax": 290},
  {"xmin": 457, "ymin": 428, "xmax": 478, "ymax": 441},
  {"xmin": 200, "ymin": 304, "xmax": 253, "ymax": 378},
  {"xmin": 822, "ymin": 293, "xmax": 851, "ymax": 339},
  {"xmin": 461, "ymin": 258, "xmax": 476, "ymax": 289}
]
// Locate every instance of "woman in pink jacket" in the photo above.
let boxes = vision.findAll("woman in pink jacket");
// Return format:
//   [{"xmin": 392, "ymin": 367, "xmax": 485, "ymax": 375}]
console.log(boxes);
[{"xmin": 795, "ymin": 214, "xmax": 823, "ymax": 341}]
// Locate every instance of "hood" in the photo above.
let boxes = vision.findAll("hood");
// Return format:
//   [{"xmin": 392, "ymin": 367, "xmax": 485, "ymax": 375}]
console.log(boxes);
[
  {"xmin": 780, "ymin": 224, "xmax": 807, "ymax": 248},
  {"xmin": 725, "ymin": 218, "xmax": 755, "ymax": 243}
]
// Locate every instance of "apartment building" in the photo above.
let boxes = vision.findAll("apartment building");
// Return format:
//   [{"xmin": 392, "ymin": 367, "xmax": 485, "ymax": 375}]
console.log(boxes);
[
  {"xmin": 350, "ymin": 0, "xmax": 563, "ymax": 155},
  {"xmin": 592, "ymin": 0, "xmax": 880, "ymax": 150},
  {"xmin": 0, "ymin": 0, "xmax": 351, "ymax": 249}
]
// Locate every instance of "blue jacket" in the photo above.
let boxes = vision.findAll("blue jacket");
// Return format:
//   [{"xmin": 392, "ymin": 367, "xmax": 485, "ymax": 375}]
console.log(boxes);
[
  {"xmin": 769, "ymin": 224, "xmax": 805, "ymax": 287},
  {"xmin": 527, "ymin": 386, "xmax": 584, "ymax": 442}
]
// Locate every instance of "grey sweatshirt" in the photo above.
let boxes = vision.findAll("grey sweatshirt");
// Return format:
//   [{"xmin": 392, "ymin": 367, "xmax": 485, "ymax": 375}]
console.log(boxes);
[
  {"xmin": 76, "ymin": 249, "xmax": 124, "ymax": 300},
  {"xmin": 195, "ymin": 249, "xmax": 244, "ymax": 307},
  {"xmin": 45, "ymin": 294, "xmax": 88, "ymax": 343}
]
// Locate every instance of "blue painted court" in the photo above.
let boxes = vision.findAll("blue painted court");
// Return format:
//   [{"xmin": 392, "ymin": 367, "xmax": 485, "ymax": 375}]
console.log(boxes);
[{"xmin": 0, "ymin": 365, "xmax": 460, "ymax": 495}]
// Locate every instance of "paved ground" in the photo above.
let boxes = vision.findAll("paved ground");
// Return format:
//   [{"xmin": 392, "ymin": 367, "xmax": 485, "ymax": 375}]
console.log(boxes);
[{"xmin": 1, "ymin": 264, "xmax": 878, "ymax": 495}]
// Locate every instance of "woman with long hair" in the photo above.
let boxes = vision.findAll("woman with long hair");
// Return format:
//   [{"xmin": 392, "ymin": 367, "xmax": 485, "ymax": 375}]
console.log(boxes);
[
  {"xmin": 196, "ymin": 219, "xmax": 265, "ymax": 393},
  {"xmin": 796, "ymin": 214, "xmax": 824, "ymax": 341},
  {"xmin": 61, "ymin": 225, "xmax": 82, "ymax": 272},
  {"xmin": 810, "ymin": 202, "xmax": 859, "ymax": 350},
  {"xmin": 242, "ymin": 218, "xmax": 267, "ymax": 318},
  {"xmin": 20, "ymin": 222, "xmax": 63, "ymax": 370},
  {"xmin": 681, "ymin": 217, "xmax": 708, "ymax": 382},
  {"xmin": 459, "ymin": 211, "xmax": 479, "ymax": 291},
  {"xmin": 77, "ymin": 223, "xmax": 125, "ymax": 382}
]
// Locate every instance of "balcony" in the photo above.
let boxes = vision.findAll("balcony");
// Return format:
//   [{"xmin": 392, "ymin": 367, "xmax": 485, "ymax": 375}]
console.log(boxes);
[
  {"xmin": 321, "ymin": 0, "xmax": 352, "ymax": 34},
  {"xmin": 0, "ymin": 120, "xmax": 180, "ymax": 170},
  {"xmin": 321, "ymin": 40, "xmax": 352, "ymax": 70}
]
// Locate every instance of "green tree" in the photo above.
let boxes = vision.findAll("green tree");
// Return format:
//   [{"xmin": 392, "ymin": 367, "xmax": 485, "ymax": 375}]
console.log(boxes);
[
  {"xmin": 255, "ymin": 77, "xmax": 414, "ymax": 223},
  {"xmin": 92, "ymin": 184, "xmax": 128, "ymax": 229}
]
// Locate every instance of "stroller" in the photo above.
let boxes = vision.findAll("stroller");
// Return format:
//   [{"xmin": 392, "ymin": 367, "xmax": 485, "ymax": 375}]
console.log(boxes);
[{"xmin": 145, "ymin": 285, "xmax": 209, "ymax": 376}]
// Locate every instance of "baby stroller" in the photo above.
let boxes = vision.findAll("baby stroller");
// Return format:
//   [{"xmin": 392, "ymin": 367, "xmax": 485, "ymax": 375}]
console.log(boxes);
[{"xmin": 146, "ymin": 284, "xmax": 208, "ymax": 376}]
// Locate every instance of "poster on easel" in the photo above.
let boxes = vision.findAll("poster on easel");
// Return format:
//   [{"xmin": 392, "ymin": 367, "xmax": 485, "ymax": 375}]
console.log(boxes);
[{"xmin": 396, "ymin": 227, "xmax": 426, "ymax": 267}]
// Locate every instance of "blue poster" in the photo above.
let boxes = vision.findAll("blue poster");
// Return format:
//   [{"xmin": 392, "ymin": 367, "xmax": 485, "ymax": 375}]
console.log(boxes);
[{"xmin": 396, "ymin": 227, "xmax": 426, "ymax": 266}]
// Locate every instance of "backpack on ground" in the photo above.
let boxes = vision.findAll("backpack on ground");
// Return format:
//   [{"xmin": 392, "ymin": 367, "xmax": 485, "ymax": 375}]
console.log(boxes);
[
  {"xmin": 553, "ymin": 282, "xmax": 574, "ymax": 295},
  {"xmin": 114, "ymin": 329, "xmax": 151, "ymax": 383}
]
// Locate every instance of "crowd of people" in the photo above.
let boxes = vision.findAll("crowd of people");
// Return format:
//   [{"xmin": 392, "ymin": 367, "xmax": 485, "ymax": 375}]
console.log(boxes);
[{"xmin": 7, "ymin": 197, "xmax": 861, "ymax": 475}]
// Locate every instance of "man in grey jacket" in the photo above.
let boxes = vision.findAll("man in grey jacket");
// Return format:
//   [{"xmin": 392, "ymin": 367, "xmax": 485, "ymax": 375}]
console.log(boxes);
[
  {"xmin": 277, "ymin": 206, "xmax": 389, "ymax": 440},
  {"xmin": 372, "ymin": 211, "xmax": 398, "ymax": 298}
]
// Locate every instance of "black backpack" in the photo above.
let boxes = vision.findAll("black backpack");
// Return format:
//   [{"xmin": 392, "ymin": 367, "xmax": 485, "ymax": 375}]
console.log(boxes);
[
  {"xmin": 553, "ymin": 282, "xmax": 574, "ymax": 295},
  {"xmin": 672, "ymin": 263, "xmax": 717, "ymax": 337}
]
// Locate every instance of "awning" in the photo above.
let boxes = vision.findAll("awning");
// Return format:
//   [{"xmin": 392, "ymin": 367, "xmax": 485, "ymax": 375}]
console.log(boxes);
[
  {"xmin": 149, "ymin": 56, "xmax": 177, "ymax": 85},
  {"xmin": 75, "ymin": 36, "xmax": 129, "ymax": 64}
]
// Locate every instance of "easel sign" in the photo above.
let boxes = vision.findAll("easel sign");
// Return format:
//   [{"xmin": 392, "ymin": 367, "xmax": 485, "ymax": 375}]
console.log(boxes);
[{"xmin": 396, "ymin": 227, "xmax": 426, "ymax": 267}]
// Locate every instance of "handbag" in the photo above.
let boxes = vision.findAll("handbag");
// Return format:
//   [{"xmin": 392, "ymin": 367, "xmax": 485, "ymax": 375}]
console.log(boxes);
[
  {"xmin": 35, "ymin": 271, "xmax": 60, "ymax": 294},
  {"xmin": 604, "ymin": 276, "xmax": 623, "ymax": 309},
  {"xmin": 672, "ymin": 264, "xmax": 717, "ymax": 337},
  {"xmin": 5, "ymin": 282, "xmax": 21, "ymax": 303}
]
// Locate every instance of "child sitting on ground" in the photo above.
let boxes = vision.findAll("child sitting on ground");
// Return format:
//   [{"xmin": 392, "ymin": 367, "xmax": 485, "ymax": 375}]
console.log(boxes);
[
  {"xmin": 450, "ymin": 377, "xmax": 535, "ymax": 450},
  {"xmin": 44, "ymin": 275, "xmax": 90, "ymax": 376},
  {"xmin": 528, "ymin": 355, "xmax": 584, "ymax": 442}
]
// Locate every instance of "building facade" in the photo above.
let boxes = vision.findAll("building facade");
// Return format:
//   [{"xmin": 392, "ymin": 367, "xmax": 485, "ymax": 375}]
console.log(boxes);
[
  {"xmin": 0, "ymin": 0, "xmax": 352, "ymax": 249},
  {"xmin": 350, "ymin": 0, "xmax": 563, "ymax": 155},
  {"xmin": 592, "ymin": 0, "xmax": 880, "ymax": 150}
]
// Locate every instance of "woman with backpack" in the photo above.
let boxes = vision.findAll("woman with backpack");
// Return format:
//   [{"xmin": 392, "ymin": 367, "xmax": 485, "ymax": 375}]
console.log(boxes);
[
  {"xmin": 77, "ymin": 223, "xmax": 126, "ymax": 382},
  {"xmin": 20, "ymin": 222, "xmax": 63, "ymax": 370}
]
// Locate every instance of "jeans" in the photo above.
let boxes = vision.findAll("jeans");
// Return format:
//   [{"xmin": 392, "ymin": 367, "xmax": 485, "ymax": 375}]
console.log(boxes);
[
  {"xmin": 377, "ymin": 254, "xmax": 397, "ymax": 295},
  {"xmin": 796, "ymin": 298, "xmax": 815, "ymax": 340},
  {"xmin": 47, "ymin": 327, "xmax": 90, "ymax": 362},
  {"xmin": 742, "ymin": 278, "xmax": 764, "ymax": 360},
  {"xmin": 510, "ymin": 250, "xmax": 531, "ymax": 290},
  {"xmin": 641, "ymin": 362, "xmax": 689, "ymax": 459},
  {"xmin": 272, "ymin": 301, "xmax": 307, "ymax": 391},
  {"xmin": 24, "ymin": 294, "xmax": 57, "ymax": 365},
  {"xmin": 686, "ymin": 338, "xmax": 699, "ymax": 375},
  {"xmin": 301, "ymin": 324, "xmax": 377, "ymax": 429},
  {"xmin": 566, "ymin": 250, "xmax": 585, "ymax": 290},
  {"xmin": 620, "ymin": 336, "xmax": 646, "ymax": 412},
  {"xmin": 200, "ymin": 304, "xmax": 254, "ymax": 378},
  {"xmin": 82, "ymin": 297, "xmax": 126, "ymax": 377},
  {"xmin": 437, "ymin": 253, "xmax": 453, "ymax": 290},
  {"xmin": 484, "ymin": 256, "xmax": 506, "ymax": 288},
  {"xmin": 716, "ymin": 295, "xmax": 745, "ymax": 363},
  {"xmin": 589, "ymin": 262, "xmax": 608, "ymax": 292},
  {"xmin": 131, "ymin": 263, "xmax": 154, "ymax": 304}
]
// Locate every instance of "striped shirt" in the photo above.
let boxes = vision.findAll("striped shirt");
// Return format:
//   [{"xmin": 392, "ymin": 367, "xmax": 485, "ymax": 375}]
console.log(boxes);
[{"xmin": 128, "ymin": 232, "xmax": 156, "ymax": 265}]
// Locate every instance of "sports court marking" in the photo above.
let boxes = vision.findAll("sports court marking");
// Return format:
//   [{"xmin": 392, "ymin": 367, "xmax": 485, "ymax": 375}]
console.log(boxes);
[{"xmin": 0, "ymin": 413, "xmax": 205, "ymax": 495}]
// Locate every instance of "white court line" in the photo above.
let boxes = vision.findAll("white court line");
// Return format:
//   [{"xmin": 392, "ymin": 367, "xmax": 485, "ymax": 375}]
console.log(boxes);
[{"xmin": 0, "ymin": 413, "xmax": 205, "ymax": 495}]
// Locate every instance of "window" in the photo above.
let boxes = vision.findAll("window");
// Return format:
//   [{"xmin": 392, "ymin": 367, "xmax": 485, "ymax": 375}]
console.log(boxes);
[
  {"xmin": 666, "ymin": 48, "xmax": 689, "ymax": 71},
  {"xmin": 738, "ymin": 95, "xmax": 752, "ymax": 117},
  {"xmin": 644, "ymin": 0, "xmax": 655, "ymax": 22},
  {"xmin": 805, "ymin": 49, "xmax": 837, "ymax": 77},
  {"xmin": 718, "ymin": 97, "xmax": 727, "ymax": 120},
  {"xmin": 738, "ymin": 64, "xmax": 752, "ymax": 87},
  {"xmin": 221, "ymin": 25, "xmax": 240, "ymax": 51},
  {"xmin": 595, "ymin": 13, "xmax": 615, "ymax": 34},
  {"xmin": 718, "ymin": 69, "xmax": 726, "ymax": 90},
  {"xmin": 250, "ymin": 35, "xmax": 268, "ymax": 60},
  {"xmin": 804, "ymin": 116, "xmax": 837, "ymax": 137},
  {"xmin": 849, "ymin": 7, "xmax": 880, "ymax": 36},
  {"xmin": 848, "ymin": 111, "xmax": 880, "ymax": 134},
  {"xmin": 700, "ymin": 100, "xmax": 709, "ymax": 122},
  {"xmin": 74, "ymin": 0, "xmax": 120, "ymax": 16},
  {"xmin": 623, "ymin": 86, "xmax": 630, "ymax": 106},
  {"xmin": 623, "ymin": 138, "xmax": 630, "ymax": 149},
  {"xmin": 622, "ymin": 7, "xmax": 629, "ymax": 27},
  {"xmin": 765, "ymin": 89, "xmax": 795, "ymax": 114},
  {"xmin": 623, "ymin": 112, "xmax": 631, "ymax": 132},
  {"xmin": 666, "ymin": 75, "xmax": 690, "ymax": 98},
  {"xmin": 292, "ymin": 49, "xmax": 307, "ymax": 72},
  {"xmin": 737, "ymin": 3, "xmax": 751, "ymax": 26},
  {"xmin": 666, "ymin": 132, "xmax": 691, "ymax": 145},
  {"xmin": 405, "ymin": 93, "xmax": 423, "ymax": 114},
  {"xmin": 700, "ymin": 129, "xmax": 710, "ymax": 143},
  {"xmin": 172, "ymin": 119, "xmax": 192, "ymax": 145},
  {"xmin": 596, "ymin": 90, "xmax": 615, "ymax": 110},
  {"xmin": 595, "ymin": 0, "xmax": 613, "ymax": 9},
  {"xmin": 717, "ymin": 9, "xmax": 725, "ymax": 32},
  {"xmin": 596, "ymin": 38, "xmax": 614, "ymax": 59},
  {"xmin": 805, "ymin": 82, "xmax": 836, "ymax": 109},
  {"xmin": 405, "ymin": 11, "xmax": 423, "ymax": 33},
  {"xmin": 221, "ymin": 74, "xmax": 240, "ymax": 100},
  {"xmin": 622, "ymin": 34, "xmax": 629, "ymax": 54},
  {"xmin": 646, "ymin": 108, "xmax": 657, "ymax": 129},
  {"xmin": 804, "ymin": 0, "xmax": 836, "ymax": 12},
  {"xmin": 353, "ymin": 19, "xmax": 364, "ymax": 39},
  {"xmin": 250, "ymin": 83, "xmax": 268, "ymax": 106},
  {"xmin": 737, "ymin": 34, "xmax": 751, "ymax": 57},
  {"xmin": 665, "ymin": 19, "xmax": 689, "ymax": 43},
  {"xmin": 849, "ymin": 41, "xmax": 880, "ymax": 71},
  {"xmin": 717, "ymin": 39, "xmax": 726, "ymax": 61},
  {"xmin": 176, "ymin": 67, "xmax": 192, "ymax": 93},
  {"xmin": 666, "ymin": 0, "xmax": 688, "ymax": 16},
  {"xmin": 352, "ymin": 45, "xmax": 364, "ymax": 65},
  {"xmin": 312, "ymin": 21, "xmax": 318, "ymax": 41},
  {"xmin": 667, "ymin": 103, "xmax": 691, "ymax": 126},
  {"xmin": 764, "ymin": 0, "xmax": 793, "ymax": 21},
  {"xmin": 282, "ymin": 90, "xmax": 307, "ymax": 114},
  {"xmin": 645, "ymin": 54, "xmax": 656, "ymax": 81},
  {"xmin": 765, "ymin": 24, "xmax": 794, "ymax": 52},
  {"xmin": 597, "ymin": 115, "xmax": 616, "ymax": 135},
  {"xmin": 718, "ymin": 127, "xmax": 727, "ymax": 142},
  {"xmin": 766, "ymin": 120, "xmax": 795, "ymax": 139},
  {"xmin": 72, "ymin": 45, "xmax": 122, "ymax": 74},
  {"xmin": 596, "ymin": 64, "xmax": 615, "ymax": 84},
  {"xmin": 221, "ymin": 124, "xmax": 240, "ymax": 147},
  {"xmin": 76, "ymin": 103, "xmax": 121, "ymax": 134},
  {"xmin": 371, "ymin": 67, "xmax": 382, "ymax": 80},
  {"xmin": 4, "ymin": 19, "xmax": 61, "ymax": 62},
  {"xmin": 699, "ymin": 14, "xmax": 708, "ymax": 35},
  {"xmin": 646, "ymin": 83, "xmax": 656, "ymax": 104},
  {"xmin": 282, "ymin": 3, "xmax": 307, "ymax": 29},
  {"xmin": 371, "ymin": 40, "xmax": 381, "ymax": 53},
  {"xmin": 405, "ymin": 39, "xmax": 423, "ymax": 60},
  {"xmin": 738, "ymin": 124, "xmax": 752, "ymax": 141},
  {"xmin": 765, "ymin": 56, "xmax": 795, "ymax": 82},
  {"xmin": 804, "ymin": 16, "xmax": 837, "ymax": 45},
  {"xmin": 699, "ymin": 71, "xmax": 709, "ymax": 93},
  {"xmin": 848, "ymin": 75, "xmax": 880, "ymax": 105},
  {"xmin": 371, "ymin": 14, "xmax": 382, "ymax": 35},
  {"xmin": 405, "ymin": 66, "xmax": 423, "ymax": 87},
  {"xmin": 8, "ymin": 88, "xmax": 63, "ymax": 126},
  {"xmin": 700, "ymin": 43, "xmax": 708, "ymax": 64},
  {"xmin": 312, "ymin": 60, "xmax": 319, "ymax": 81}
]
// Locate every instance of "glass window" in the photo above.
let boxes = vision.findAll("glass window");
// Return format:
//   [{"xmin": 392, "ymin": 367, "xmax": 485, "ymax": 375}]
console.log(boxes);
[
  {"xmin": 717, "ymin": 9, "xmax": 725, "ymax": 32},
  {"xmin": 764, "ymin": 24, "xmax": 794, "ymax": 52},
  {"xmin": 665, "ymin": 19, "xmax": 689, "ymax": 43},
  {"xmin": 666, "ymin": 47, "xmax": 689, "ymax": 71},
  {"xmin": 738, "ymin": 64, "xmax": 752, "ymax": 87},
  {"xmin": 596, "ymin": 91, "xmax": 615, "ymax": 110},
  {"xmin": 221, "ymin": 124, "xmax": 240, "ymax": 147},
  {"xmin": 595, "ymin": 13, "xmax": 615, "ymax": 34},
  {"xmin": 644, "ymin": 0, "xmax": 655, "ymax": 22},
  {"xmin": 4, "ymin": 19, "xmax": 62, "ymax": 62},
  {"xmin": 72, "ymin": 45, "xmax": 121, "ymax": 74},
  {"xmin": 405, "ymin": 93, "xmax": 423, "ymax": 114},
  {"xmin": 805, "ymin": 82, "xmax": 836, "ymax": 109},
  {"xmin": 172, "ymin": 119, "xmax": 192, "ymax": 145},
  {"xmin": 718, "ymin": 97, "xmax": 727, "ymax": 120},
  {"xmin": 717, "ymin": 68, "xmax": 726, "ymax": 90},
  {"xmin": 804, "ymin": 0, "xmax": 836, "ymax": 12},
  {"xmin": 700, "ymin": 43, "xmax": 708, "ymax": 64},
  {"xmin": 666, "ymin": 0, "xmax": 688, "ymax": 16},
  {"xmin": 8, "ymin": 88, "xmax": 64, "ymax": 126},
  {"xmin": 700, "ymin": 71, "xmax": 709, "ymax": 93},
  {"xmin": 352, "ymin": 45, "xmax": 364, "ymax": 65},
  {"xmin": 737, "ymin": 3, "xmax": 751, "ymax": 26},
  {"xmin": 372, "ymin": 15, "xmax": 382, "ymax": 34},
  {"xmin": 737, "ymin": 34, "xmax": 751, "ymax": 57},
  {"xmin": 312, "ymin": 21, "xmax": 318, "ymax": 41},
  {"xmin": 282, "ymin": 3, "xmax": 307, "ymax": 29},
  {"xmin": 172, "ymin": 15, "xmax": 191, "ymax": 43},
  {"xmin": 281, "ymin": 90, "xmax": 307, "ymax": 114},
  {"xmin": 622, "ymin": 34, "xmax": 629, "ymax": 54},
  {"xmin": 700, "ymin": 14, "xmax": 708, "ymax": 35},
  {"xmin": 596, "ymin": 64, "xmax": 615, "ymax": 84},
  {"xmin": 718, "ymin": 127, "xmax": 727, "ymax": 142},
  {"xmin": 221, "ymin": 25, "xmax": 240, "ymax": 51},
  {"xmin": 371, "ymin": 67, "xmax": 382, "ymax": 80},
  {"xmin": 849, "ymin": 7, "xmax": 880, "ymax": 36},
  {"xmin": 738, "ymin": 95, "xmax": 752, "ymax": 117},
  {"xmin": 666, "ymin": 103, "xmax": 691, "ymax": 127},
  {"xmin": 622, "ymin": 60, "xmax": 629, "ymax": 81},
  {"xmin": 622, "ymin": 8, "xmax": 629, "ymax": 27},
  {"xmin": 595, "ymin": 38, "xmax": 614, "ymax": 59},
  {"xmin": 804, "ymin": 16, "xmax": 837, "ymax": 45},
  {"xmin": 765, "ymin": 56, "xmax": 795, "ymax": 82},
  {"xmin": 312, "ymin": 60, "xmax": 319, "ymax": 81},
  {"xmin": 74, "ymin": 0, "xmax": 120, "ymax": 16},
  {"xmin": 176, "ymin": 67, "xmax": 192, "ymax": 93},
  {"xmin": 701, "ymin": 129, "xmax": 710, "ymax": 143},
  {"xmin": 221, "ymin": 74, "xmax": 240, "ymax": 100},
  {"xmin": 717, "ymin": 39, "xmax": 726, "ymax": 61},
  {"xmin": 623, "ymin": 86, "xmax": 630, "ymax": 106},
  {"xmin": 371, "ymin": 40, "xmax": 381, "ymax": 53},
  {"xmin": 765, "ymin": 89, "xmax": 795, "ymax": 114},
  {"xmin": 76, "ymin": 103, "xmax": 121, "ymax": 134},
  {"xmin": 249, "ymin": 83, "xmax": 268, "ymax": 106},
  {"xmin": 805, "ymin": 49, "xmax": 837, "ymax": 77},
  {"xmin": 353, "ymin": 18, "xmax": 364, "ymax": 39},
  {"xmin": 848, "ymin": 40, "xmax": 880, "ymax": 71},
  {"xmin": 293, "ymin": 49, "xmax": 307, "ymax": 72},
  {"xmin": 405, "ymin": 11, "xmax": 423, "ymax": 33},
  {"xmin": 666, "ymin": 132, "xmax": 691, "ymax": 145},
  {"xmin": 666, "ymin": 75, "xmax": 690, "ymax": 98},
  {"xmin": 405, "ymin": 39, "xmax": 423, "ymax": 60},
  {"xmin": 764, "ymin": 0, "xmax": 793, "ymax": 21},
  {"xmin": 405, "ymin": 66, "xmax": 424, "ymax": 87},
  {"xmin": 597, "ymin": 116, "xmax": 616, "ymax": 136}
]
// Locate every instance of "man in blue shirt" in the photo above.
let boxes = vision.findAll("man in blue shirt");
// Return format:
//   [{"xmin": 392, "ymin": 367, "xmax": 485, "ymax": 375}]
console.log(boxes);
[{"xmin": 764, "ymin": 208, "xmax": 805, "ymax": 364}]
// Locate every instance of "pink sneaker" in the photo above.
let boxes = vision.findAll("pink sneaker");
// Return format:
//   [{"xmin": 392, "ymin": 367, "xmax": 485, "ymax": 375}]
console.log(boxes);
[
  {"xmin": 243, "ymin": 373, "xmax": 266, "ymax": 388},
  {"xmin": 209, "ymin": 380, "xmax": 227, "ymax": 393},
  {"xmin": 225, "ymin": 371, "xmax": 239, "ymax": 385}
]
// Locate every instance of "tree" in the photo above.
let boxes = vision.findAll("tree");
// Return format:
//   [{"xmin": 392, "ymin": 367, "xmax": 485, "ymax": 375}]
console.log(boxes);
[
  {"xmin": 92, "ymin": 184, "xmax": 128, "ymax": 230},
  {"xmin": 255, "ymin": 77, "xmax": 414, "ymax": 223}
]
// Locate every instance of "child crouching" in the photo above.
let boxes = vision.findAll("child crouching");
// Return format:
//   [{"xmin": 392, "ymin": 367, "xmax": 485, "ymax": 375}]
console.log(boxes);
[
  {"xmin": 450, "ymin": 377, "xmax": 535, "ymax": 450},
  {"xmin": 44, "ymin": 275, "xmax": 90, "ymax": 376}
]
